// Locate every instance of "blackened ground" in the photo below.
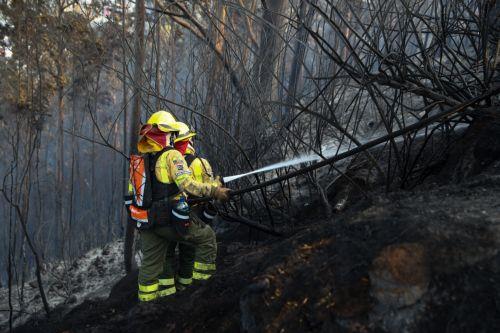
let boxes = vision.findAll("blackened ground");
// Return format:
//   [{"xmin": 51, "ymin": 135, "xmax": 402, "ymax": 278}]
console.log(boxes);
[
  {"xmin": 15, "ymin": 167, "xmax": 500, "ymax": 333},
  {"xmin": 14, "ymin": 119, "xmax": 500, "ymax": 333}
]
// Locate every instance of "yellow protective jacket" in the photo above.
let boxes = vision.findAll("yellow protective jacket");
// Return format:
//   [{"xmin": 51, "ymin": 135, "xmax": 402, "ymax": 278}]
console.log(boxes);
[
  {"xmin": 154, "ymin": 149, "xmax": 217, "ymax": 198},
  {"xmin": 186, "ymin": 153, "xmax": 222, "ymax": 187}
]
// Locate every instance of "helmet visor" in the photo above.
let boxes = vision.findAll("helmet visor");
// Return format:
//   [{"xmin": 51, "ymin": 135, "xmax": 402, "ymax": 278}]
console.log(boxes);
[
  {"xmin": 157, "ymin": 123, "xmax": 180, "ymax": 133},
  {"xmin": 174, "ymin": 130, "xmax": 196, "ymax": 143}
]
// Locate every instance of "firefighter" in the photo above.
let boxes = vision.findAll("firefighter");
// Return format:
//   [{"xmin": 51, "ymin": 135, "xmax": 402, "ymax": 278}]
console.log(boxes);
[
  {"xmin": 135, "ymin": 111, "xmax": 231, "ymax": 302},
  {"xmin": 162, "ymin": 122, "xmax": 222, "ymax": 291}
]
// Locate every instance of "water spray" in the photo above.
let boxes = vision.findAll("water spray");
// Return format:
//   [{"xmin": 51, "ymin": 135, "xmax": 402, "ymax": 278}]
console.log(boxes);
[{"xmin": 222, "ymin": 123, "xmax": 469, "ymax": 184}]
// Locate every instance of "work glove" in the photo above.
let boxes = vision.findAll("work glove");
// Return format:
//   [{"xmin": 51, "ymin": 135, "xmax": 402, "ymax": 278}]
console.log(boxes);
[
  {"xmin": 213, "ymin": 187, "xmax": 231, "ymax": 203},
  {"xmin": 214, "ymin": 175, "xmax": 224, "ymax": 187}
]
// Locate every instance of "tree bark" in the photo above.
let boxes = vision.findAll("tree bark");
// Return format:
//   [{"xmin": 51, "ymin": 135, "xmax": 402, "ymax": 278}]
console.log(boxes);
[
  {"xmin": 121, "ymin": 0, "xmax": 129, "ymax": 234},
  {"xmin": 125, "ymin": 0, "xmax": 146, "ymax": 273},
  {"xmin": 284, "ymin": 1, "xmax": 317, "ymax": 119},
  {"xmin": 255, "ymin": 0, "xmax": 286, "ymax": 101},
  {"xmin": 154, "ymin": 0, "xmax": 162, "ymax": 110}
]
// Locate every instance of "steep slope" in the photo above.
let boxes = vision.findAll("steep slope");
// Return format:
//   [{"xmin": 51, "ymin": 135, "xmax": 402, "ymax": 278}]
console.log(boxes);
[
  {"xmin": 11, "ymin": 118, "xmax": 500, "ymax": 333},
  {"xmin": 13, "ymin": 160, "xmax": 500, "ymax": 333},
  {"xmin": 0, "ymin": 241, "xmax": 129, "ymax": 331}
]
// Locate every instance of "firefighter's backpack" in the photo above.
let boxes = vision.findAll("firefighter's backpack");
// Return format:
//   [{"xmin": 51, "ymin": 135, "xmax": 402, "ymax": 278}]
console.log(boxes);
[
  {"xmin": 124, "ymin": 152, "xmax": 154, "ymax": 230},
  {"xmin": 124, "ymin": 148, "xmax": 189, "ymax": 231}
]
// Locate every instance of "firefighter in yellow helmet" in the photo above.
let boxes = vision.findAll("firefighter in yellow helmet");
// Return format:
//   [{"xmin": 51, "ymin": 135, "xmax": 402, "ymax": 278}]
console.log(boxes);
[
  {"xmin": 161, "ymin": 122, "xmax": 222, "ymax": 290},
  {"xmin": 134, "ymin": 111, "xmax": 231, "ymax": 302}
]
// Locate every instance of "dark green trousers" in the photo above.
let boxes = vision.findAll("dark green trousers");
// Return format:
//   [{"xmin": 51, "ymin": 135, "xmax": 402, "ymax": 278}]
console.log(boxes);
[
  {"xmin": 138, "ymin": 214, "xmax": 217, "ymax": 286},
  {"xmin": 162, "ymin": 242, "xmax": 196, "ymax": 285}
]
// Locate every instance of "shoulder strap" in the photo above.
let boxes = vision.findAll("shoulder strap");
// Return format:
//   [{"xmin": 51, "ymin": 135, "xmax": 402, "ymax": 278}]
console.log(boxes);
[
  {"xmin": 149, "ymin": 146, "xmax": 174, "ymax": 172},
  {"xmin": 185, "ymin": 154, "xmax": 197, "ymax": 167},
  {"xmin": 198, "ymin": 158, "xmax": 210, "ymax": 175},
  {"xmin": 148, "ymin": 146, "xmax": 180, "ymax": 200}
]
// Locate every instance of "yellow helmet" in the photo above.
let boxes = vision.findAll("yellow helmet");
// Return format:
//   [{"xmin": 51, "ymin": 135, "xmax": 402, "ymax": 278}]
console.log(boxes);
[
  {"xmin": 146, "ymin": 110, "xmax": 180, "ymax": 133},
  {"xmin": 174, "ymin": 122, "xmax": 196, "ymax": 143},
  {"xmin": 137, "ymin": 111, "xmax": 180, "ymax": 153}
]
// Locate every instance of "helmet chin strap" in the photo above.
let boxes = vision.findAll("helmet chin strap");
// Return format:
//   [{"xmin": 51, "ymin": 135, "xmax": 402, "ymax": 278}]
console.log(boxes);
[{"xmin": 187, "ymin": 141, "xmax": 195, "ymax": 154}]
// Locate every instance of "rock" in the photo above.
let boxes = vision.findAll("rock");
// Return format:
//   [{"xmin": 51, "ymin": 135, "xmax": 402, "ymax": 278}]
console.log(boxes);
[
  {"xmin": 369, "ymin": 243, "xmax": 429, "ymax": 332},
  {"xmin": 370, "ymin": 243, "xmax": 429, "ymax": 308}
]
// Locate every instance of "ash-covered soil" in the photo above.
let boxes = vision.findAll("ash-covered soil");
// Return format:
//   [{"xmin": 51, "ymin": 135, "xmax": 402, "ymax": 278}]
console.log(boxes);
[
  {"xmin": 0, "ymin": 241, "xmax": 128, "ymax": 331},
  {"xmin": 12, "ymin": 160, "xmax": 500, "ymax": 333},
  {"xmin": 11, "ymin": 118, "xmax": 500, "ymax": 333}
]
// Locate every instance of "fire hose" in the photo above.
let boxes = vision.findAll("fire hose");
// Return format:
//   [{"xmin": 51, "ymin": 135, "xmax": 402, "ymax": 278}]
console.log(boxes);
[{"xmin": 190, "ymin": 85, "xmax": 500, "ymax": 204}]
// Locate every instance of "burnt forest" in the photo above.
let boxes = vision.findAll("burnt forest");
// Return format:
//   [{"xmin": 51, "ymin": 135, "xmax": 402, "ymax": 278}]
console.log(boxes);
[{"xmin": 0, "ymin": 0, "xmax": 499, "ymax": 332}]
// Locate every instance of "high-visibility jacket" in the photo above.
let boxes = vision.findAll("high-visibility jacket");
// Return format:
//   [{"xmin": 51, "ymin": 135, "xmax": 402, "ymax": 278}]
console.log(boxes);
[
  {"xmin": 185, "ymin": 153, "xmax": 222, "ymax": 187},
  {"xmin": 183, "ymin": 153, "xmax": 220, "ymax": 225},
  {"xmin": 155, "ymin": 149, "xmax": 218, "ymax": 198}
]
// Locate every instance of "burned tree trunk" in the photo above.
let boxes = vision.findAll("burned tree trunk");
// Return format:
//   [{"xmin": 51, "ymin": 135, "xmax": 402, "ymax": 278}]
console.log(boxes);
[{"xmin": 124, "ymin": 0, "xmax": 146, "ymax": 274}]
